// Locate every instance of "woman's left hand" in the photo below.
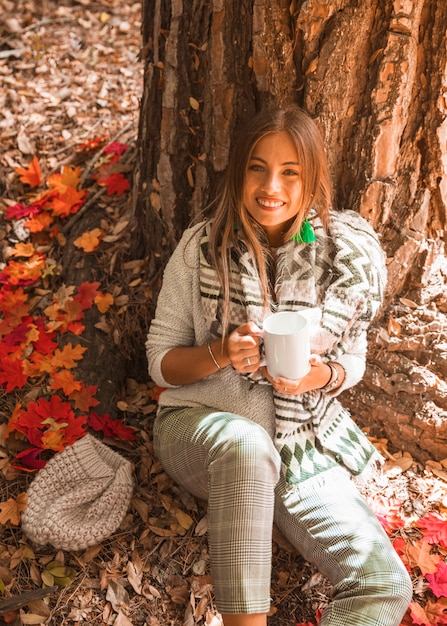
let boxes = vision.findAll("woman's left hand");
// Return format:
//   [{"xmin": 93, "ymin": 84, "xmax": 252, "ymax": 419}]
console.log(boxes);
[{"xmin": 261, "ymin": 354, "xmax": 332, "ymax": 395}]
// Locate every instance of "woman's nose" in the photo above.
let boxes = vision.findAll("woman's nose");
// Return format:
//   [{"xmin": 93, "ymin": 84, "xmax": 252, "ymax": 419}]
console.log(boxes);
[{"xmin": 261, "ymin": 171, "xmax": 281, "ymax": 192}]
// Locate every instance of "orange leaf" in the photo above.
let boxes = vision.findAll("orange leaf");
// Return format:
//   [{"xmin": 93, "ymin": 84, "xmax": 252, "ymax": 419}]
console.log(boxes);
[
  {"xmin": 9, "ymin": 243, "xmax": 36, "ymax": 258},
  {"xmin": 69, "ymin": 383, "xmax": 100, "ymax": 411},
  {"xmin": 0, "ymin": 493, "xmax": 27, "ymax": 525},
  {"xmin": 0, "ymin": 254, "xmax": 46, "ymax": 286},
  {"xmin": 45, "ymin": 187, "xmax": 88, "ymax": 217},
  {"xmin": 40, "ymin": 428, "xmax": 65, "ymax": 451},
  {"xmin": 15, "ymin": 156, "xmax": 43, "ymax": 187},
  {"xmin": 47, "ymin": 165, "xmax": 82, "ymax": 193},
  {"xmin": 50, "ymin": 370, "xmax": 83, "ymax": 395},
  {"xmin": 404, "ymin": 538, "xmax": 442, "ymax": 575},
  {"xmin": 51, "ymin": 343, "xmax": 87, "ymax": 369},
  {"xmin": 425, "ymin": 597, "xmax": 447, "ymax": 625},
  {"xmin": 95, "ymin": 292, "xmax": 114, "ymax": 313},
  {"xmin": 24, "ymin": 211, "xmax": 54, "ymax": 233},
  {"xmin": 74, "ymin": 228, "xmax": 104, "ymax": 252},
  {"xmin": 4, "ymin": 402, "xmax": 23, "ymax": 439}
]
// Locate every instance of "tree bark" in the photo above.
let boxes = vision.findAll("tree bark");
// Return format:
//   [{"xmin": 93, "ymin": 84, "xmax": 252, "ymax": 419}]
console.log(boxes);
[{"xmin": 133, "ymin": 0, "xmax": 447, "ymax": 460}]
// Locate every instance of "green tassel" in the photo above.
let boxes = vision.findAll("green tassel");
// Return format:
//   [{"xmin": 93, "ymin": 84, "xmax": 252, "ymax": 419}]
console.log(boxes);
[{"xmin": 291, "ymin": 218, "xmax": 316, "ymax": 243}]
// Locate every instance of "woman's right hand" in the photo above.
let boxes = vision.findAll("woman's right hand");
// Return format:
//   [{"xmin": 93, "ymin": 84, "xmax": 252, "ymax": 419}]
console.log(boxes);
[
  {"xmin": 160, "ymin": 321, "xmax": 262, "ymax": 385},
  {"xmin": 226, "ymin": 322, "xmax": 263, "ymax": 373}
]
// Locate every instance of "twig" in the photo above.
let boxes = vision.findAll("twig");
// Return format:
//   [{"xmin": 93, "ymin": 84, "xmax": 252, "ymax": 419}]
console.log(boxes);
[{"xmin": 0, "ymin": 586, "xmax": 58, "ymax": 615}]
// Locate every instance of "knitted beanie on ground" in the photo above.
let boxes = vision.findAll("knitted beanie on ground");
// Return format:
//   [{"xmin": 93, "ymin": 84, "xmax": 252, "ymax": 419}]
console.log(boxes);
[{"xmin": 21, "ymin": 434, "xmax": 134, "ymax": 551}]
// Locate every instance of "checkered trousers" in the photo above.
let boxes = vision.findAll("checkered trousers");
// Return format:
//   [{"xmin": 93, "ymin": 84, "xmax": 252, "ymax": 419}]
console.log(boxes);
[{"xmin": 153, "ymin": 407, "xmax": 412, "ymax": 622}]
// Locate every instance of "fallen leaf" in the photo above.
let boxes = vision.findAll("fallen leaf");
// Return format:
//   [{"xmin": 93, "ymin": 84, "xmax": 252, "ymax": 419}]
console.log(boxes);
[
  {"xmin": 16, "ymin": 156, "xmax": 43, "ymax": 187},
  {"xmin": 0, "ymin": 492, "xmax": 27, "ymax": 525},
  {"xmin": 73, "ymin": 228, "xmax": 104, "ymax": 252}
]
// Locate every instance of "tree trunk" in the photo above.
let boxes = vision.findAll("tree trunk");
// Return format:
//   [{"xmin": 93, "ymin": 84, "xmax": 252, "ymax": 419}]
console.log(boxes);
[{"xmin": 133, "ymin": 0, "xmax": 447, "ymax": 461}]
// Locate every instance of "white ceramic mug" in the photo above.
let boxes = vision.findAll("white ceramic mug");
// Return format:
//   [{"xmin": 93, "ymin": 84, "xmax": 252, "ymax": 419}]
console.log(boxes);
[{"xmin": 263, "ymin": 311, "xmax": 310, "ymax": 379}]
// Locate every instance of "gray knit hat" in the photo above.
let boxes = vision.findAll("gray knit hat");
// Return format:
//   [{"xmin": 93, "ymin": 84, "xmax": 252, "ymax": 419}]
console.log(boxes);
[{"xmin": 22, "ymin": 434, "xmax": 134, "ymax": 551}]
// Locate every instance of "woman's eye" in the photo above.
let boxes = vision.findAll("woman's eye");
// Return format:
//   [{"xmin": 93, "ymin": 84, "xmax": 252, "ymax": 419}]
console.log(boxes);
[
  {"xmin": 248, "ymin": 163, "xmax": 264, "ymax": 172},
  {"xmin": 283, "ymin": 169, "xmax": 299, "ymax": 176}
]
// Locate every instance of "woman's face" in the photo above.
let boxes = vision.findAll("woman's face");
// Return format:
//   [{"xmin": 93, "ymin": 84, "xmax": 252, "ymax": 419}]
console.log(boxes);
[{"xmin": 242, "ymin": 131, "xmax": 303, "ymax": 247}]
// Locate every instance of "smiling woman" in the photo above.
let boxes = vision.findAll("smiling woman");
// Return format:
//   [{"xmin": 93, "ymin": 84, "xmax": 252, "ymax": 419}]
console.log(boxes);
[{"xmin": 146, "ymin": 105, "xmax": 412, "ymax": 626}]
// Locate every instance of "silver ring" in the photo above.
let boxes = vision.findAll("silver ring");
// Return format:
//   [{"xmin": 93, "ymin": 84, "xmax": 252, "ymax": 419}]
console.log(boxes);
[{"xmin": 246, "ymin": 357, "xmax": 251, "ymax": 366}]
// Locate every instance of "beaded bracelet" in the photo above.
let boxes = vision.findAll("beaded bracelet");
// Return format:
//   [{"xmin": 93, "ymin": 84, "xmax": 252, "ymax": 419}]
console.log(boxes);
[
  {"xmin": 207, "ymin": 343, "xmax": 222, "ymax": 370},
  {"xmin": 321, "ymin": 362, "xmax": 344, "ymax": 392}
]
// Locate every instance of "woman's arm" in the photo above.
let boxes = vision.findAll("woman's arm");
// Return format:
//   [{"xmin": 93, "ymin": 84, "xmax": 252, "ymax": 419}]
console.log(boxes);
[
  {"xmin": 161, "ymin": 322, "xmax": 263, "ymax": 385},
  {"xmin": 146, "ymin": 228, "xmax": 264, "ymax": 386}
]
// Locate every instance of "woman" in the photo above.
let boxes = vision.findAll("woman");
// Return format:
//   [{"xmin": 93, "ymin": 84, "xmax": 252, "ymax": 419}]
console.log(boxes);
[{"xmin": 146, "ymin": 105, "xmax": 412, "ymax": 626}]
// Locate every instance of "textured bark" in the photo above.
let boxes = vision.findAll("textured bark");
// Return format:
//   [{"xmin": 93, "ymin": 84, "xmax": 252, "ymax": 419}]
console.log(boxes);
[{"xmin": 133, "ymin": 0, "xmax": 447, "ymax": 460}]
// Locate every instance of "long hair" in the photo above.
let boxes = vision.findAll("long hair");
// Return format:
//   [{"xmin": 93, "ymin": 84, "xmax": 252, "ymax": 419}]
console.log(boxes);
[{"xmin": 208, "ymin": 104, "xmax": 333, "ymax": 337}]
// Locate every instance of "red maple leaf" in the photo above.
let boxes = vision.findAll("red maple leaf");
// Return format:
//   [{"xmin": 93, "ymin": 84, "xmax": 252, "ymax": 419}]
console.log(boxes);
[
  {"xmin": 417, "ymin": 513, "xmax": 447, "ymax": 548},
  {"xmin": 88, "ymin": 412, "xmax": 136, "ymax": 441},
  {"xmin": 74, "ymin": 281, "xmax": 101, "ymax": 309},
  {"xmin": 15, "ymin": 156, "xmax": 43, "ymax": 187},
  {"xmin": 31, "ymin": 318, "xmax": 58, "ymax": 354},
  {"xmin": 0, "ymin": 356, "xmax": 28, "ymax": 391},
  {"xmin": 103, "ymin": 141, "xmax": 128, "ymax": 155},
  {"xmin": 67, "ymin": 321, "xmax": 85, "ymax": 335},
  {"xmin": 10, "ymin": 395, "xmax": 88, "ymax": 451},
  {"xmin": 100, "ymin": 172, "xmax": 130, "ymax": 195},
  {"xmin": 426, "ymin": 562, "xmax": 447, "ymax": 598}
]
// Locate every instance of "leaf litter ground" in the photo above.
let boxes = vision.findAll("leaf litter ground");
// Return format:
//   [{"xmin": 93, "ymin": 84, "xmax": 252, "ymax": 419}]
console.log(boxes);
[{"xmin": 1, "ymin": 1, "xmax": 447, "ymax": 625}]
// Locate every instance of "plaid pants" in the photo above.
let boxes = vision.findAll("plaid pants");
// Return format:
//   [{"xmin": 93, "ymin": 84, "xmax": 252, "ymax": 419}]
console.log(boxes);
[{"xmin": 154, "ymin": 407, "xmax": 412, "ymax": 623}]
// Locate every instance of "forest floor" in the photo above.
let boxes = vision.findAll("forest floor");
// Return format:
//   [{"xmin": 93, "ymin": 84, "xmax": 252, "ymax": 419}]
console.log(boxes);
[{"xmin": 1, "ymin": 1, "xmax": 447, "ymax": 626}]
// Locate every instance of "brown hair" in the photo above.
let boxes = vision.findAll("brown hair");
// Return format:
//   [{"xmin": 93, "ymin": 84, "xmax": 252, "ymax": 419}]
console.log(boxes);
[{"xmin": 208, "ymin": 104, "xmax": 333, "ymax": 336}]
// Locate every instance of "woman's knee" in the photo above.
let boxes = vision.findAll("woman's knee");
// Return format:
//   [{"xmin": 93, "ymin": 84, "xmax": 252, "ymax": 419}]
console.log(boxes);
[{"xmin": 207, "ymin": 414, "xmax": 280, "ymax": 475}]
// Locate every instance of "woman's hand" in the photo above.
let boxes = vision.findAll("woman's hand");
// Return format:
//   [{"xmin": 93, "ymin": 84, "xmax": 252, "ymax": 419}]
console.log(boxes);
[
  {"xmin": 226, "ymin": 321, "xmax": 263, "ymax": 373},
  {"xmin": 261, "ymin": 354, "xmax": 332, "ymax": 395}
]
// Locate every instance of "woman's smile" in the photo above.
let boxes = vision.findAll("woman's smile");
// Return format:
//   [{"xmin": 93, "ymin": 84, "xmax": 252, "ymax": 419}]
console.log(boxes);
[{"xmin": 243, "ymin": 131, "xmax": 303, "ymax": 246}]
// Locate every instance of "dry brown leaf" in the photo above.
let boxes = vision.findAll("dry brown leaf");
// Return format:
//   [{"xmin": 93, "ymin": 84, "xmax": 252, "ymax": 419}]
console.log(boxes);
[
  {"xmin": 387, "ymin": 316, "xmax": 402, "ymax": 337},
  {"xmin": 126, "ymin": 560, "xmax": 143, "ymax": 595},
  {"xmin": 10, "ymin": 545, "xmax": 34, "ymax": 569},
  {"xmin": 19, "ymin": 613, "xmax": 47, "ymax": 625},
  {"xmin": 106, "ymin": 580, "xmax": 130, "ymax": 612},
  {"xmin": 195, "ymin": 515, "xmax": 208, "ymax": 536},
  {"xmin": 0, "ymin": 492, "xmax": 27, "ymax": 525},
  {"xmin": 189, "ymin": 96, "xmax": 200, "ymax": 110},
  {"xmin": 114, "ymin": 611, "xmax": 134, "ymax": 626},
  {"xmin": 148, "ymin": 525, "xmax": 173, "ymax": 537},
  {"xmin": 176, "ymin": 509, "xmax": 194, "ymax": 531},
  {"xmin": 399, "ymin": 297, "xmax": 419, "ymax": 308}
]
